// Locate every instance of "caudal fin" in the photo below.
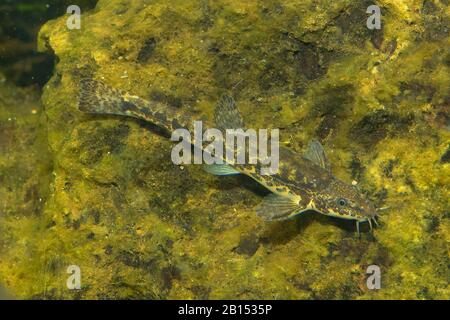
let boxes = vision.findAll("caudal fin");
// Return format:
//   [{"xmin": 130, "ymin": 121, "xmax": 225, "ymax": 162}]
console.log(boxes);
[
  {"xmin": 214, "ymin": 94, "xmax": 245, "ymax": 131},
  {"xmin": 78, "ymin": 78, "xmax": 189, "ymax": 132},
  {"xmin": 78, "ymin": 78, "xmax": 128, "ymax": 115}
]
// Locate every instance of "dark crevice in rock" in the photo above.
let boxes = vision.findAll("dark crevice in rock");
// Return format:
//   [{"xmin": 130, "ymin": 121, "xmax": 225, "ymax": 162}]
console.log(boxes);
[{"xmin": 0, "ymin": 0, "xmax": 98, "ymax": 88}]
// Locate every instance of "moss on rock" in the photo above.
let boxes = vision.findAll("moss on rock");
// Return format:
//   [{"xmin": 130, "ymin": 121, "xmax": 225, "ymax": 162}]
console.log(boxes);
[{"xmin": 1, "ymin": 0, "xmax": 448, "ymax": 299}]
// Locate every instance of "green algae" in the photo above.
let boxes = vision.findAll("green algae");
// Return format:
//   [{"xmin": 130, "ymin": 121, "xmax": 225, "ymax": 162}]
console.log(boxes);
[
  {"xmin": 0, "ymin": 0, "xmax": 448, "ymax": 299},
  {"xmin": 0, "ymin": 74, "xmax": 53, "ymax": 298}
]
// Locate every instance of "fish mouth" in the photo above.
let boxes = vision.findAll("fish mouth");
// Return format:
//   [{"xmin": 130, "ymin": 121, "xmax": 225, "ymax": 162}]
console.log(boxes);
[
  {"xmin": 355, "ymin": 214, "xmax": 380, "ymax": 234},
  {"xmin": 363, "ymin": 202, "xmax": 379, "ymax": 218},
  {"xmin": 355, "ymin": 204, "xmax": 380, "ymax": 234}
]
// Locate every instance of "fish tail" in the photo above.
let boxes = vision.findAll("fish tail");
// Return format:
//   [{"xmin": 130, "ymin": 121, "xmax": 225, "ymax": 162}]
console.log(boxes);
[
  {"xmin": 79, "ymin": 78, "xmax": 129, "ymax": 116},
  {"xmin": 78, "ymin": 78, "xmax": 189, "ymax": 132}
]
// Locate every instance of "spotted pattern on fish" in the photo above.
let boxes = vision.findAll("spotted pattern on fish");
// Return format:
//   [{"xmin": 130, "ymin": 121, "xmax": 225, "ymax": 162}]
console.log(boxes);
[
  {"xmin": 79, "ymin": 79, "xmax": 191, "ymax": 133},
  {"xmin": 78, "ymin": 78, "xmax": 378, "ymax": 229}
]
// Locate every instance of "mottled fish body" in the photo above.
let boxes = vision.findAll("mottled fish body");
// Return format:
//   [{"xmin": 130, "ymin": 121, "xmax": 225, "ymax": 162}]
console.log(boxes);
[{"xmin": 79, "ymin": 79, "xmax": 378, "ymax": 231}]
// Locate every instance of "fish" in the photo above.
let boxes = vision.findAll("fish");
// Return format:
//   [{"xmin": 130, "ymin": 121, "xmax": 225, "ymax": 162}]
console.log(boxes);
[{"xmin": 78, "ymin": 79, "xmax": 378, "ymax": 233}]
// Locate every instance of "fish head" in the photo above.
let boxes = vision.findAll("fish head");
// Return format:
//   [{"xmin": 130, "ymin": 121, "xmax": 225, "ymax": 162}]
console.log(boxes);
[{"xmin": 318, "ymin": 178, "xmax": 377, "ymax": 221}]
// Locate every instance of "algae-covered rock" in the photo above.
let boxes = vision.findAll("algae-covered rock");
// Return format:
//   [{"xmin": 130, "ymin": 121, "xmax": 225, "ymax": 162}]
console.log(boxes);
[
  {"xmin": 1, "ymin": 0, "xmax": 448, "ymax": 299},
  {"xmin": 0, "ymin": 74, "xmax": 52, "ymax": 298}
]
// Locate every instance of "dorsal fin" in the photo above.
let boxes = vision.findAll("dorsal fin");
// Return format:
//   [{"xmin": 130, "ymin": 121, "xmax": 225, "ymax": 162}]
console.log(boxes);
[
  {"xmin": 214, "ymin": 94, "xmax": 245, "ymax": 131},
  {"xmin": 304, "ymin": 139, "xmax": 331, "ymax": 172}
]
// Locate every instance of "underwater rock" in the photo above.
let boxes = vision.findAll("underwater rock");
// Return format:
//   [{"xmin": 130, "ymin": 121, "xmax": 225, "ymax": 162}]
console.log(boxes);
[
  {"xmin": 440, "ymin": 146, "xmax": 450, "ymax": 163},
  {"xmin": 233, "ymin": 233, "xmax": 260, "ymax": 257},
  {"xmin": 0, "ymin": 76, "xmax": 52, "ymax": 298},
  {"xmin": 137, "ymin": 37, "xmax": 157, "ymax": 64},
  {"xmin": 0, "ymin": 0, "xmax": 446, "ymax": 299}
]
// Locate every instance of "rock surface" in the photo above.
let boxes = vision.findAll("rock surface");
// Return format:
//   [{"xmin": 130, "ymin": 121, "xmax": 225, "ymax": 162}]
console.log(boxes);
[{"xmin": 0, "ymin": 0, "xmax": 448, "ymax": 299}]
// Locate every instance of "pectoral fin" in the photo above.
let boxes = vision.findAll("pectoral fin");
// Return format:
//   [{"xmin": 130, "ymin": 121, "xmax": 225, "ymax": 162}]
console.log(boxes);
[
  {"xmin": 304, "ymin": 139, "xmax": 331, "ymax": 172},
  {"xmin": 256, "ymin": 193, "xmax": 303, "ymax": 221},
  {"xmin": 203, "ymin": 164, "xmax": 241, "ymax": 176}
]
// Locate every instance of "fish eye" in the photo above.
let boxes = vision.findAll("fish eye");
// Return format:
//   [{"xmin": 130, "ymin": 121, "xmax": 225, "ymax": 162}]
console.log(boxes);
[{"xmin": 337, "ymin": 198, "xmax": 347, "ymax": 206}]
